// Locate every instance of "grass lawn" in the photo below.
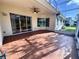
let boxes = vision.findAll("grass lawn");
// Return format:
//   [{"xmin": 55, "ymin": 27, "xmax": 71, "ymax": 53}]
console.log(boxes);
[{"xmin": 63, "ymin": 26, "xmax": 76, "ymax": 32}]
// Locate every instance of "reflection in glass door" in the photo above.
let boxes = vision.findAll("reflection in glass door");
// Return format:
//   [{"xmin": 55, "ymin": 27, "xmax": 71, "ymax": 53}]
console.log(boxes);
[{"xmin": 10, "ymin": 13, "xmax": 32, "ymax": 34}]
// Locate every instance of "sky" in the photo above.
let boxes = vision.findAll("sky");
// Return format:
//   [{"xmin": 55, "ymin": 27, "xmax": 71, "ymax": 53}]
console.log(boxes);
[{"xmin": 51, "ymin": 0, "xmax": 79, "ymax": 19}]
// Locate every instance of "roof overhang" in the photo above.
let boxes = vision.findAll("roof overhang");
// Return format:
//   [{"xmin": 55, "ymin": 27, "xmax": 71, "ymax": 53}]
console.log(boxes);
[{"xmin": 1, "ymin": 0, "xmax": 58, "ymax": 15}]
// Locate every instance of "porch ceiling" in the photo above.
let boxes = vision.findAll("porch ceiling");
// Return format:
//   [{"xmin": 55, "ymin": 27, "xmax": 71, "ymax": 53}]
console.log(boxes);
[{"xmin": 1, "ymin": 0, "xmax": 57, "ymax": 15}]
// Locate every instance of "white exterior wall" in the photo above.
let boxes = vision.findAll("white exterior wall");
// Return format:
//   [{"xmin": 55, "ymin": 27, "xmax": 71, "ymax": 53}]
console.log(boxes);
[{"xmin": 0, "ymin": 5, "xmax": 56, "ymax": 36}]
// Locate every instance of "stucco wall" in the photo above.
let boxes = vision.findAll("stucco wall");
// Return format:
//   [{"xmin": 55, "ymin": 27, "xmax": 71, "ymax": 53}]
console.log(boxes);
[{"xmin": 0, "ymin": 4, "xmax": 56, "ymax": 36}]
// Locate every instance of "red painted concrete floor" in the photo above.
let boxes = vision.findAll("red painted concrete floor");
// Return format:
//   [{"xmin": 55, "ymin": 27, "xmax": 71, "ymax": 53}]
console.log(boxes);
[{"xmin": 2, "ymin": 30, "xmax": 74, "ymax": 59}]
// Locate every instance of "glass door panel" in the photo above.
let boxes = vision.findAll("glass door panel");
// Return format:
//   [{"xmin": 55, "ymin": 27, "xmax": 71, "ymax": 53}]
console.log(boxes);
[
  {"xmin": 15, "ymin": 16, "xmax": 20, "ymax": 33},
  {"xmin": 27, "ymin": 17, "xmax": 32, "ymax": 31},
  {"xmin": 10, "ymin": 14, "xmax": 16, "ymax": 33},
  {"xmin": 20, "ymin": 16, "xmax": 27, "ymax": 32},
  {"xmin": 10, "ymin": 14, "xmax": 20, "ymax": 34}
]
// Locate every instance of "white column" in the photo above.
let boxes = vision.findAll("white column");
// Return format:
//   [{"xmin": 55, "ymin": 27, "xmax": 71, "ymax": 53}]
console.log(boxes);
[{"xmin": 0, "ymin": 24, "xmax": 3, "ymax": 46}]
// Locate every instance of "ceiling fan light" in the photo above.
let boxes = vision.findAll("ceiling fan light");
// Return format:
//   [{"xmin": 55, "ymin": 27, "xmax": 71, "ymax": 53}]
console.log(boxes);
[{"xmin": 34, "ymin": 11, "xmax": 37, "ymax": 14}]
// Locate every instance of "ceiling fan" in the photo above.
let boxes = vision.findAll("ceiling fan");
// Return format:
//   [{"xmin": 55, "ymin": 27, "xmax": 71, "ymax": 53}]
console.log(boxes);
[{"xmin": 32, "ymin": 7, "xmax": 40, "ymax": 14}]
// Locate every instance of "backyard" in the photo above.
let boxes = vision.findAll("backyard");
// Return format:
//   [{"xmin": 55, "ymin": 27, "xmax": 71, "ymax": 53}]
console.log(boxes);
[{"xmin": 63, "ymin": 26, "xmax": 76, "ymax": 32}]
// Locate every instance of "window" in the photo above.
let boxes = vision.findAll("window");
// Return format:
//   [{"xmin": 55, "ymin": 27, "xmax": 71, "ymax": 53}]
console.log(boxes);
[{"xmin": 37, "ymin": 18, "xmax": 49, "ymax": 27}]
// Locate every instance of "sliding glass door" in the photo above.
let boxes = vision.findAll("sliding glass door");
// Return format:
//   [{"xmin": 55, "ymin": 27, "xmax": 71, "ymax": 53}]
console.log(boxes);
[{"xmin": 10, "ymin": 13, "xmax": 32, "ymax": 34}]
